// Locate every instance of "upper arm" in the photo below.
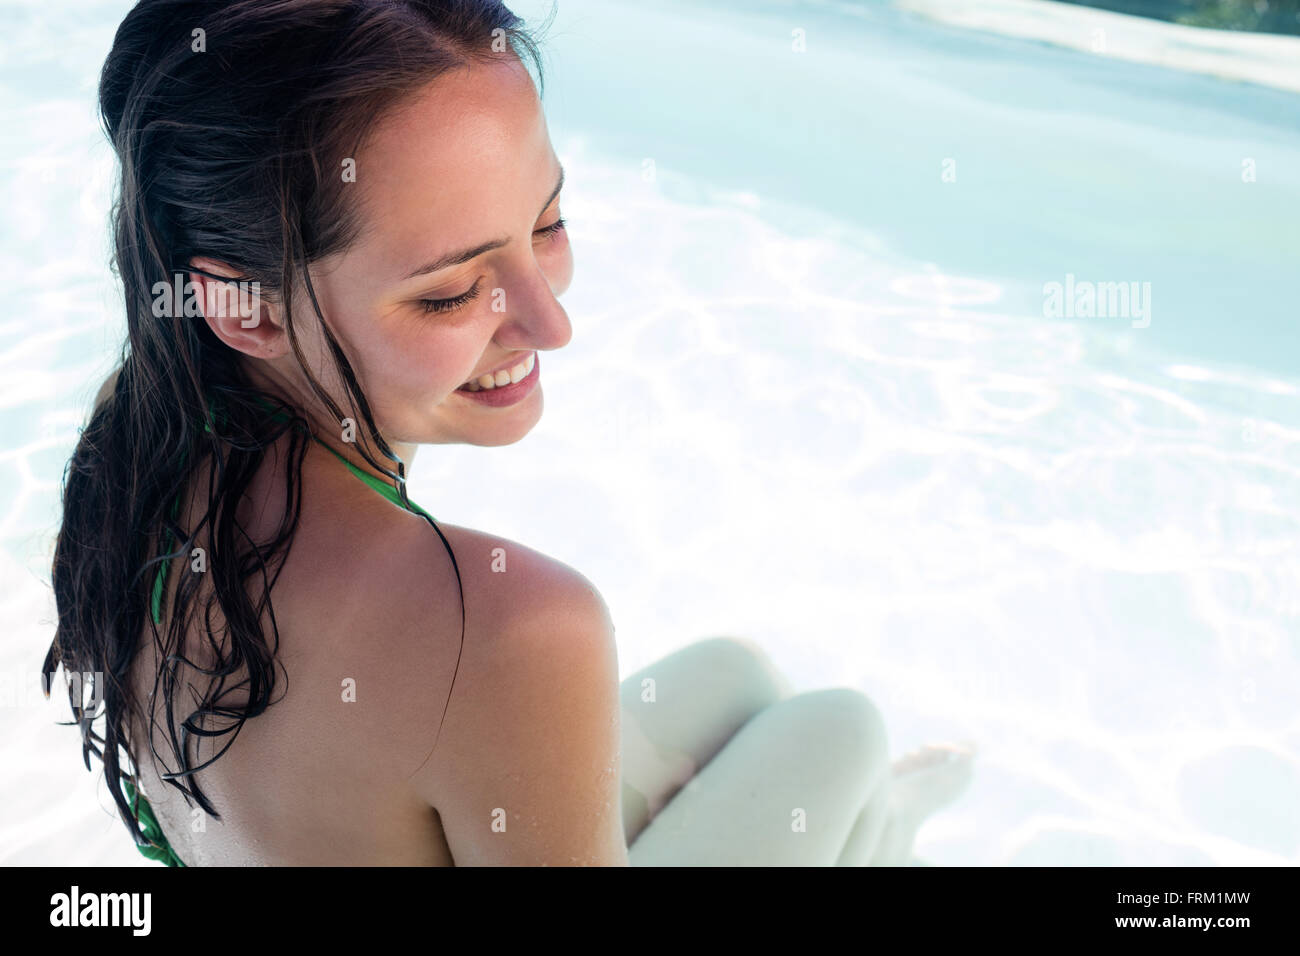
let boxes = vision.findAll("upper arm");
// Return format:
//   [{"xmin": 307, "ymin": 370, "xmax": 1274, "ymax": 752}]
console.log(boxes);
[
  {"xmin": 93, "ymin": 365, "xmax": 120, "ymax": 413},
  {"xmin": 411, "ymin": 545, "xmax": 628, "ymax": 866}
]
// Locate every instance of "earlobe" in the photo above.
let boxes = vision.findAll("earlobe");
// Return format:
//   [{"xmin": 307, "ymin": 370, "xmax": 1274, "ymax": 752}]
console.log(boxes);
[{"xmin": 188, "ymin": 258, "xmax": 286, "ymax": 359}]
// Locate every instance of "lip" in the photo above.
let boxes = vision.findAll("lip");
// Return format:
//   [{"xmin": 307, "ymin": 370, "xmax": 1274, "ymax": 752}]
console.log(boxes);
[{"xmin": 454, "ymin": 352, "xmax": 539, "ymax": 407}]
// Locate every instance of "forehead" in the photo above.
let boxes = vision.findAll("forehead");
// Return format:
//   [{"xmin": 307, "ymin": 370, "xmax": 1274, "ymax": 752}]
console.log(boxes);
[{"xmin": 350, "ymin": 57, "xmax": 553, "ymax": 257}]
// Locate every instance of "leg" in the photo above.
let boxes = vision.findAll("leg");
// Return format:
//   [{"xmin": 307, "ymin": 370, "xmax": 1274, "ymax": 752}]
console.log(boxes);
[
  {"xmin": 864, "ymin": 741, "xmax": 978, "ymax": 866},
  {"xmin": 628, "ymin": 687, "xmax": 891, "ymax": 866},
  {"xmin": 621, "ymin": 640, "xmax": 976, "ymax": 865},
  {"xmin": 620, "ymin": 636, "xmax": 793, "ymax": 847},
  {"xmin": 834, "ymin": 777, "xmax": 892, "ymax": 866}
]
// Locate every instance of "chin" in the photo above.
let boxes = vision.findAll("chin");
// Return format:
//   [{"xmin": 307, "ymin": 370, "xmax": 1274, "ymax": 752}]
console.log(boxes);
[
  {"xmin": 468, "ymin": 408, "xmax": 542, "ymax": 447},
  {"xmin": 470, "ymin": 430, "xmax": 532, "ymax": 448},
  {"xmin": 417, "ymin": 395, "xmax": 543, "ymax": 447}
]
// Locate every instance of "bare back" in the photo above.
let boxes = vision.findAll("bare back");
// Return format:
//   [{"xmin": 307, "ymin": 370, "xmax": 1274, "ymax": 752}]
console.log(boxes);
[{"xmin": 126, "ymin": 433, "xmax": 610, "ymax": 865}]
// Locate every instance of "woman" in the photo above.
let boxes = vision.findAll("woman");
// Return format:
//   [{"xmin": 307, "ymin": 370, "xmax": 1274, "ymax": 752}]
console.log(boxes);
[{"xmin": 45, "ymin": 0, "xmax": 972, "ymax": 866}]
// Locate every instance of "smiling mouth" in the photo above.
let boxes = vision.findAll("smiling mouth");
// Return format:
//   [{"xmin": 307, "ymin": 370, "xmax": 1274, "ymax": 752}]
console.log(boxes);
[{"xmin": 458, "ymin": 352, "xmax": 536, "ymax": 391}]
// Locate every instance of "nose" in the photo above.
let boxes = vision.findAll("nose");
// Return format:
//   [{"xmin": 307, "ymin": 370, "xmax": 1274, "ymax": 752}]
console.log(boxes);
[{"xmin": 491, "ymin": 256, "xmax": 572, "ymax": 352}]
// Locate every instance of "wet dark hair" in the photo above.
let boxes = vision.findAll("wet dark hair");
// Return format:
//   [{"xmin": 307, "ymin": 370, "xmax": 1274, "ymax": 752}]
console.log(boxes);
[{"xmin": 42, "ymin": 0, "xmax": 550, "ymax": 855}]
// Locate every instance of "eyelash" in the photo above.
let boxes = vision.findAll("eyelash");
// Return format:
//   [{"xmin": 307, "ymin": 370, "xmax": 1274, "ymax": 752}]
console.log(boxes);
[{"xmin": 419, "ymin": 217, "xmax": 568, "ymax": 315}]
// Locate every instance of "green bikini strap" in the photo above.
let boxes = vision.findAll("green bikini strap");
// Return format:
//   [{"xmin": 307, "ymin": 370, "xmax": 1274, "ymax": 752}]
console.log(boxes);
[
  {"xmin": 309, "ymin": 438, "xmax": 435, "ymax": 520},
  {"xmin": 135, "ymin": 394, "xmax": 426, "ymax": 868},
  {"xmin": 150, "ymin": 395, "xmax": 433, "ymax": 623},
  {"xmin": 122, "ymin": 775, "xmax": 187, "ymax": 867}
]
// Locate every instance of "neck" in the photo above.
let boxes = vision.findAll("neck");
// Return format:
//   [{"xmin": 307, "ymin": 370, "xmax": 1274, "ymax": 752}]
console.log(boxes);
[
  {"xmin": 312, "ymin": 433, "xmax": 418, "ymax": 485},
  {"xmin": 243, "ymin": 363, "xmax": 419, "ymax": 484}
]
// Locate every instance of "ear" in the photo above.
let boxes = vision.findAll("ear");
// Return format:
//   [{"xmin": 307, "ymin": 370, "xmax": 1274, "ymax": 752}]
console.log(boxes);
[{"xmin": 188, "ymin": 257, "xmax": 289, "ymax": 359}]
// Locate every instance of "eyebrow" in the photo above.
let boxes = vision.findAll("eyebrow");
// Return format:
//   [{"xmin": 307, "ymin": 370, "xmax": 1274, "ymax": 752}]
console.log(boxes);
[{"xmin": 400, "ymin": 163, "xmax": 565, "ymax": 281}]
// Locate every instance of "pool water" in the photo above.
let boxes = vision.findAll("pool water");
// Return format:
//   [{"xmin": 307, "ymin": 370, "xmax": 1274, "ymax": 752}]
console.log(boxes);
[{"xmin": 1, "ymin": 0, "xmax": 1296, "ymax": 866}]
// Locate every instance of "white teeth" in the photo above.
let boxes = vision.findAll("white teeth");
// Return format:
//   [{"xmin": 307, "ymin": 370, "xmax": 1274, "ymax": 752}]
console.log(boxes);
[{"xmin": 463, "ymin": 352, "xmax": 535, "ymax": 391}]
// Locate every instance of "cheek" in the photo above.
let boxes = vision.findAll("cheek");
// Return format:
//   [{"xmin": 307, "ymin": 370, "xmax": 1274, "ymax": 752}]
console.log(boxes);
[
  {"xmin": 377, "ymin": 326, "xmax": 477, "ymax": 399},
  {"xmin": 335, "ymin": 316, "xmax": 449, "ymax": 420},
  {"xmin": 358, "ymin": 341, "xmax": 456, "ymax": 438},
  {"xmin": 545, "ymin": 244, "xmax": 574, "ymax": 297}
]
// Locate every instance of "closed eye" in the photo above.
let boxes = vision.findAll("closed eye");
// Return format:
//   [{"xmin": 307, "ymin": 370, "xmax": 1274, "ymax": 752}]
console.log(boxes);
[
  {"xmin": 420, "ymin": 277, "xmax": 483, "ymax": 315},
  {"xmin": 534, "ymin": 216, "xmax": 567, "ymax": 241},
  {"xmin": 419, "ymin": 217, "xmax": 567, "ymax": 315}
]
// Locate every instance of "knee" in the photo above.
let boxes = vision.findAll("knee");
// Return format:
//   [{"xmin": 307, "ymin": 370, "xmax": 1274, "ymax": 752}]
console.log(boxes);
[
  {"xmin": 684, "ymin": 635, "xmax": 792, "ymax": 703},
  {"xmin": 773, "ymin": 687, "xmax": 890, "ymax": 783}
]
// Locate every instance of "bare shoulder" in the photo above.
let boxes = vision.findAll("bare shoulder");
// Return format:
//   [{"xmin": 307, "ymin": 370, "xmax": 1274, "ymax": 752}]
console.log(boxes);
[
  {"xmin": 347, "ymin": 513, "xmax": 615, "ymax": 660},
  {"xmin": 435, "ymin": 521, "xmax": 615, "ymax": 633},
  {"xmin": 391, "ymin": 519, "xmax": 626, "ymax": 865},
  {"xmin": 93, "ymin": 366, "xmax": 120, "ymax": 411},
  {"xmin": 285, "ymin": 440, "xmax": 624, "ymax": 864},
  {"xmin": 287, "ymin": 446, "xmax": 616, "ymax": 705}
]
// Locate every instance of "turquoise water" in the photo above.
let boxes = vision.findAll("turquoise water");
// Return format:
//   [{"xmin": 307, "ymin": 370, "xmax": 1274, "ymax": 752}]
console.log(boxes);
[
  {"xmin": 2, "ymin": 0, "xmax": 1297, "ymax": 866},
  {"xmin": 532, "ymin": 0, "xmax": 1300, "ymax": 376}
]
